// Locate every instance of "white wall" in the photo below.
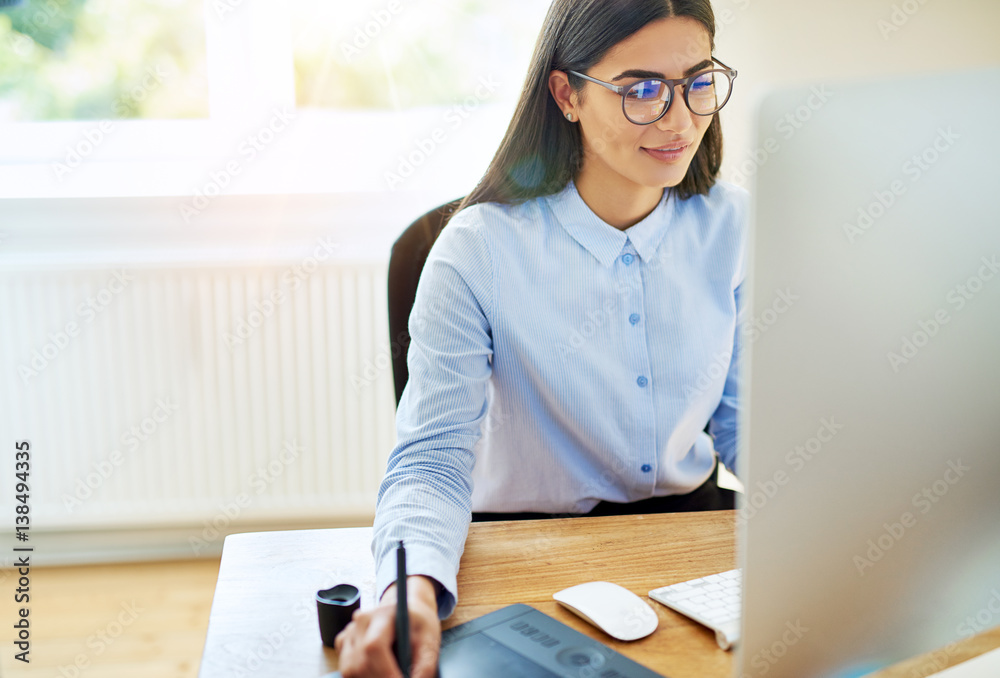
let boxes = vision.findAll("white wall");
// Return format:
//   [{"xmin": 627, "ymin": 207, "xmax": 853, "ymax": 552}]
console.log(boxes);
[{"xmin": 714, "ymin": 0, "xmax": 1000, "ymax": 186}]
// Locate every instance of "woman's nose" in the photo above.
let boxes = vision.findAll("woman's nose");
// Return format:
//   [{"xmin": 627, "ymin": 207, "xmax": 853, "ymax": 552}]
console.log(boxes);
[{"xmin": 655, "ymin": 84, "xmax": 694, "ymax": 133}]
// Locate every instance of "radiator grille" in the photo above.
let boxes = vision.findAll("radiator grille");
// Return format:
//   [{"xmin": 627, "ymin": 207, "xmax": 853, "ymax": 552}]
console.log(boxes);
[{"xmin": 1, "ymin": 262, "xmax": 396, "ymax": 530}]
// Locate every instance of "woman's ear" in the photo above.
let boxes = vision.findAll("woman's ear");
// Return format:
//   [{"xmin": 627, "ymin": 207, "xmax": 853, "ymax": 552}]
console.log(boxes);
[{"xmin": 548, "ymin": 70, "xmax": 578, "ymax": 120}]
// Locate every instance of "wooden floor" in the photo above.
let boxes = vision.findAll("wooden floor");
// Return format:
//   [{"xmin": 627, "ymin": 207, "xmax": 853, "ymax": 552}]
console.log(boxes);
[{"xmin": 0, "ymin": 558, "xmax": 221, "ymax": 678}]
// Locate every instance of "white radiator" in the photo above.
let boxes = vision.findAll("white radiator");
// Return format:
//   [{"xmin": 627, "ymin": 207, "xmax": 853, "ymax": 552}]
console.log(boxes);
[{"xmin": 0, "ymin": 193, "xmax": 419, "ymax": 561}]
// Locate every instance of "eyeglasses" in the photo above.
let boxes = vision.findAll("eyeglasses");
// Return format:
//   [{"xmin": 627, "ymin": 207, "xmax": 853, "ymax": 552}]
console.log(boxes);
[{"xmin": 568, "ymin": 57, "xmax": 737, "ymax": 125}]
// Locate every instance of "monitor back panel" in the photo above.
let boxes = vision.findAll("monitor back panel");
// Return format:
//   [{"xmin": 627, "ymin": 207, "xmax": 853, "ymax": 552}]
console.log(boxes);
[{"xmin": 738, "ymin": 68, "xmax": 1000, "ymax": 678}]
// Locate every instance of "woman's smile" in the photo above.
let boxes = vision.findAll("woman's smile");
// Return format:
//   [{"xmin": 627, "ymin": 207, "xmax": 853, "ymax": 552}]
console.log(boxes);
[{"xmin": 641, "ymin": 142, "xmax": 692, "ymax": 163}]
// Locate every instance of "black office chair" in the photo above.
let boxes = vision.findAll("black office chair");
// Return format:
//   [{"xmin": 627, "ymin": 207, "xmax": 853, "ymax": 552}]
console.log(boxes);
[{"xmin": 388, "ymin": 197, "xmax": 465, "ymax": 407}]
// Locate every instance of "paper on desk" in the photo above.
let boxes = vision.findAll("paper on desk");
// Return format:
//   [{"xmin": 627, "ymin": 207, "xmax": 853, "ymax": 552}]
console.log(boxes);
[
  {"xmin": 928, "ymin": 647, "xmax": 1000, "ymax": 677},
  {"xmin": 717, "ymin": 464, "xmax": 745, "ymax": 494}
]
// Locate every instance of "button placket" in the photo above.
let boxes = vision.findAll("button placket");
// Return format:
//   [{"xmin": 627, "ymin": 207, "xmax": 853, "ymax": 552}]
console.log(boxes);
[{"xmin": 618, "ymin": 242, "xmax": 656, "ymax": 485}]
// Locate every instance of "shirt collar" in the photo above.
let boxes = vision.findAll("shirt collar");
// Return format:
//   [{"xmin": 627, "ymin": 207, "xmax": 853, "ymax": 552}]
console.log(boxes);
[{"xmin": 543, "ymin": 179, "xmax": 675, "ymax": 267}]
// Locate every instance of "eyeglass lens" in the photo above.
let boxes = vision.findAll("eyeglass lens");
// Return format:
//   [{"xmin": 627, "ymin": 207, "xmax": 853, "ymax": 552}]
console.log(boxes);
[{"xmin": 623, "ymin": 71, "xmax": 732, "ymax": 123}]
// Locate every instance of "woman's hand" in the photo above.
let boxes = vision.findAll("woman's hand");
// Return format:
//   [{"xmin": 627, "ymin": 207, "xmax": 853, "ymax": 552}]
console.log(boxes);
[{"xmin": 334, "ymin": 575, "xmax": 441, "ymax": 678}]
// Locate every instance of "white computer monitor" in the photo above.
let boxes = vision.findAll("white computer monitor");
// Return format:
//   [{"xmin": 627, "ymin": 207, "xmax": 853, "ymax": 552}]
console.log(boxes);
[{"xmin": 737, "ymin": 67, "xmax": 1000, "ymax": 677}]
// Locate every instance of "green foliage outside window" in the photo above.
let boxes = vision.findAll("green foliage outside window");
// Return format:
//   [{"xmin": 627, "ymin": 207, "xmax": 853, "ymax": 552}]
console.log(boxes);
[
  {"xmin": 0, "ymin": 0, "xmax": 208, "ymax": 121},
  {"xmin": 0, "ymin": 0, "xmax": 545, "ymax": 120},
  {"xmin": 291, "ymin": 0, "xmax": 539, "ymax": 109}
]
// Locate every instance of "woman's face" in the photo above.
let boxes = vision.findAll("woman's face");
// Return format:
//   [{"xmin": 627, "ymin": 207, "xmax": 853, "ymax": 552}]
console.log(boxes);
[{"xmin": 562, "ymin": 16, "xmax": 716, "ymax": 192}]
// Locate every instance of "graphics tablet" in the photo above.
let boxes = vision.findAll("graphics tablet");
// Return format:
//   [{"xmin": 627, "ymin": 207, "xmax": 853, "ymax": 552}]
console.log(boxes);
[
  {"xmin": 437, "ymin": 603, "xmax": 666, "ymax": 677},
  {"xmin": 324, "ymin": 603, "xmax": 666, "ymax": 677}
]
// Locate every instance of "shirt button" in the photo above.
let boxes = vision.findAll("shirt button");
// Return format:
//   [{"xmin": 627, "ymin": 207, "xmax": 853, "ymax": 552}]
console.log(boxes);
[
  {"xmin": 629, "ymin": 313, "xmax": 640, "ymax": 325},
  {"xmin": 636, "ymin": 376, "xmax": 648, "ymax": 387},
  {"xmin": 622, "ymin": 253, "xmax": 634, "ymax": 265},
  {"xmin": 641, "ymin": 464, "xmax": 652, "ymax": 473}
]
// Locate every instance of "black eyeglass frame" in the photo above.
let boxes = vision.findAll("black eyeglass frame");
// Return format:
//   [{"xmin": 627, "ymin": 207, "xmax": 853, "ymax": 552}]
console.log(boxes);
[{"xmin": 568, "ymin": 57, "xmax": 738, "ymax": 125}]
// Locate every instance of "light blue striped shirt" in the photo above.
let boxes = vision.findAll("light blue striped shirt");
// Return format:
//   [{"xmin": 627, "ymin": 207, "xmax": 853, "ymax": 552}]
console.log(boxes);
[{"xmin": 372, "ymin": 178, "xmax": 749, "ymax": 618}]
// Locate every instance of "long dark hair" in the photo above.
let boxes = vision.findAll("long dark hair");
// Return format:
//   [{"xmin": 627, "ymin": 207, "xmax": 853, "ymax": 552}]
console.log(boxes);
[{"xmin": 455, "ymin": 0, "xmax": 722, "ymax": 215}]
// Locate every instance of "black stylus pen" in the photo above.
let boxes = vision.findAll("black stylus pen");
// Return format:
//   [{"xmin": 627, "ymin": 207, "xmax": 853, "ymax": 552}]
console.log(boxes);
[{"xmin": 395, "ymin": 540, "xmax": 411, "ymax": 678}]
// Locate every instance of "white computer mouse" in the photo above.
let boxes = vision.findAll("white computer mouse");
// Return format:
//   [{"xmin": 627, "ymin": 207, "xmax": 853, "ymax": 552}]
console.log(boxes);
[{"xmin": 552, "ymin": 581, "xmax": 659, "ymax": 641}]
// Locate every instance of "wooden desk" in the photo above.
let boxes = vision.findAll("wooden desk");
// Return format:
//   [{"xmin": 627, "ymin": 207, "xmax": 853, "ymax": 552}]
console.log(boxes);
[{"xmin": 199, "ymin": 511, "xmax": 1000, "ymax": 677}]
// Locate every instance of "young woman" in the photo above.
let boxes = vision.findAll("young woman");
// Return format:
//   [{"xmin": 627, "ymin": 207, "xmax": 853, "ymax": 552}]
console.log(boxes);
[{"xmin": 335, "ymin": 1, "xmax": 746, "ymax": 675}]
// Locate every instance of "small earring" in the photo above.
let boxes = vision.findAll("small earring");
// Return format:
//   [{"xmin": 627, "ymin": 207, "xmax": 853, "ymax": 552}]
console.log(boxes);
[{"xmin": 565, "ymin": 112, "xmax": 574, "ymax": 122}]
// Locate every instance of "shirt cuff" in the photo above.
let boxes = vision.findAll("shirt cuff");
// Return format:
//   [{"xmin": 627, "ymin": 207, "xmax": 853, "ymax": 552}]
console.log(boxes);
[{"xmin": 374, "ymin": 549, "xmax": 458, "ymax": 620}]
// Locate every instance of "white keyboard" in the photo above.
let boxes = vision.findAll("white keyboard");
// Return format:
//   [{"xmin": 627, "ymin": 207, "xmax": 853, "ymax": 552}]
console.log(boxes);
[{"xmin": 649, "ymin": 569, "xmax": 742, "ymax": 650}]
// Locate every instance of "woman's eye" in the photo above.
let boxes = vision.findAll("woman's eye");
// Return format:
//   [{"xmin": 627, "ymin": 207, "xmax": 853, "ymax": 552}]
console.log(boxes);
[
  {"xmin": 626, "ymin": 80, "xmax": 663, "ymax": 100},
  {"xmin": 690, "ymin": 74, "xmax": 715, "ymax": 91}
]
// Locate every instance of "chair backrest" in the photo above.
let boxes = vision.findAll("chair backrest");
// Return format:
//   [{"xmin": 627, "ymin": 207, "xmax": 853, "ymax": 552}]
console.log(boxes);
[{"xmin": 388, "ymin": 198, "xmax": 465, "ymax": 407}]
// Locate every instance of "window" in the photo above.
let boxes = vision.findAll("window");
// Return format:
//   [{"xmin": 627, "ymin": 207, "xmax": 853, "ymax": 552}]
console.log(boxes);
[
  {"xmin": 0, "ymin": 1, "xmax": 551, "ymax": 200},
  {"xmin": 0, "ymin": 0, "xmax": 208, "ymax": 121},
  {"xmin": 291, "ymin": 0, "xmax": 541, "ymax": 110}
]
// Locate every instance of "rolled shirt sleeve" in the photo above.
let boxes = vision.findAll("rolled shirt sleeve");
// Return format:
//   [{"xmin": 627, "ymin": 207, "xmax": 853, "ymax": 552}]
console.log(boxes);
[
  {"xmin": 371, "ymin": 213, "xmax": 494, "ymax": 619},
  {"xmin": 708, "ymin": 279, "xmax": 744, "ymax": 474},
  {"xmin": 708, "ymin": 188, "xmax": 749, "ymax": 474}
]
